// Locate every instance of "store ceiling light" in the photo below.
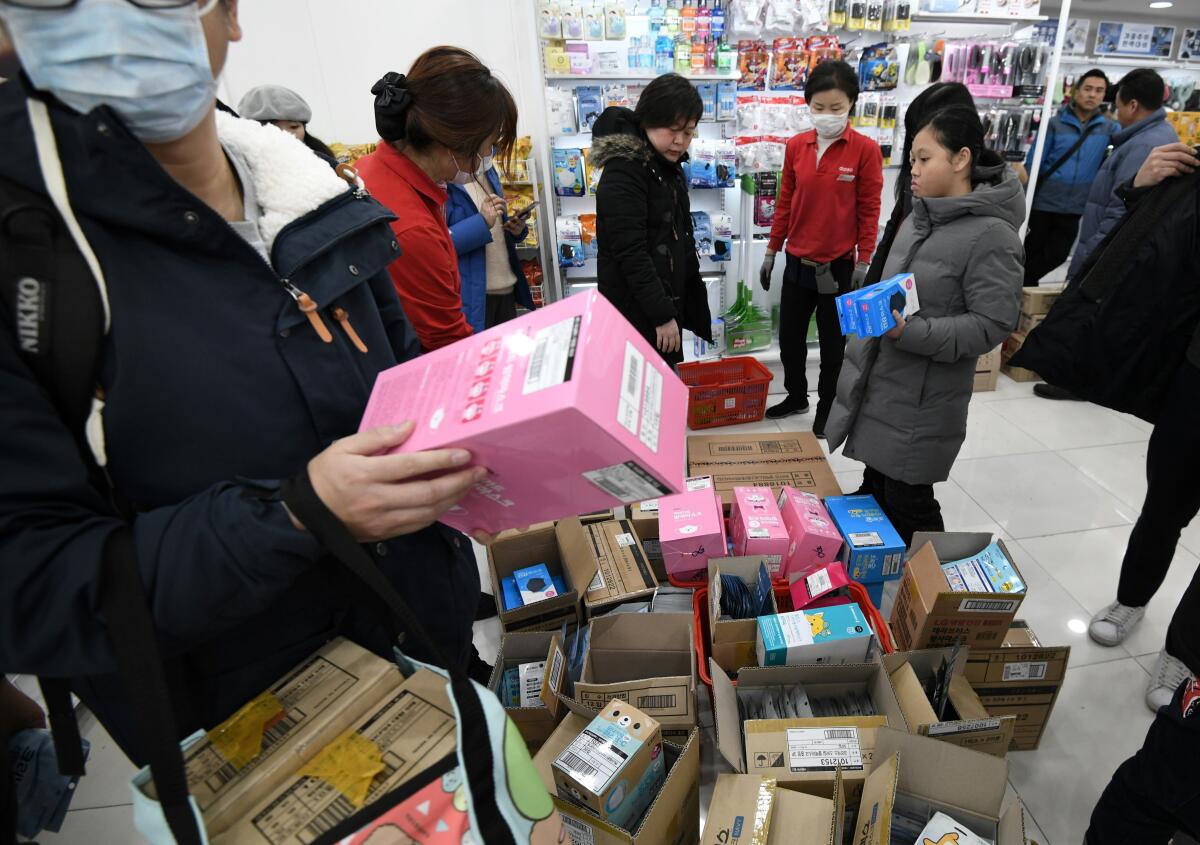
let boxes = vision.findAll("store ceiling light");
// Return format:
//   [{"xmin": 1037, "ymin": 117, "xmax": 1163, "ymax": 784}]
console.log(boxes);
[{"xmin": 1148, "ymin": 1, "xmax": 1173, "ymax": 7}]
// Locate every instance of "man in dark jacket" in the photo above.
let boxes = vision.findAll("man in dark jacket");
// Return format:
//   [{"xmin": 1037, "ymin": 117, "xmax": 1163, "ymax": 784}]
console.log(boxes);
[
  {"xmin": 1035, "ymin": 66, "xmax": 1179, "ymax": 401},
  {"xmin": 1018, "ymin": 69, "xmax": 1115, "ymax": 287},
  {"xmin": 0, "ymin": 0, "xmax": 483, "ymax": 764},
  {"xmin": 592, "ymin": 74, "xmax": 713, "ymax": 366}
]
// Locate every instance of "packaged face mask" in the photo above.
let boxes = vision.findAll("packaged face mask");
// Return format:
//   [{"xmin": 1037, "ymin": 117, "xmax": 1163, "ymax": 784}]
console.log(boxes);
[
  {"xmin": 576, "ymin": 85, "xmax": 603, "ymax": 132},
  {"xmin": 716, "ymin": 140, "xmax": 737, "ymax": 188},
  {"xmin": 580, "ymin": 147, "xmax": 601, "ymax": 195},
  {"xmin": 689, "ymin": 140, "xmax": 718, "ymax": 188},
  {"xmin": 690, "ymin": 211, "xmax": 713, "ymax": 258},
  {"xmin": 546, "ymin": 87, "xmax": 578, "ymax": 135},
  {"xmin": 557, "ymin": 216, "xmax": 586, "ymax": 267},
  {"xmin": 603, "ymin": 83, "xmax": 631, "ymax": 109},
  {"xmin": 553, "ymin": 147, "xmax": 586, "ymax": 197},
  {"xmin": 710, "ymin": 213, "xmax": 733, "ymax": 262}
]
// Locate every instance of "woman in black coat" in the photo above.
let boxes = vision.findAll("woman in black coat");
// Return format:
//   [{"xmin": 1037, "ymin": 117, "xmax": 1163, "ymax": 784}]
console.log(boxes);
[{"xmin": 592, "ymin": 73, "xmax": 713, "ymax": 366}]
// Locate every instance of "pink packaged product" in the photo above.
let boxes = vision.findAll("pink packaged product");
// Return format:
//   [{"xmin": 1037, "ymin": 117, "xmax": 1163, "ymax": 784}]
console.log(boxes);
[
  {"xmin": 777, "ymin": 487, "xmax": 844, "ymax": 579},
  {"xmin": 359, "ymin": 290, "xmax": 688, "ymax": 534},
  {"xmin": 729, "ymin": 486, "xmax": 790, "ymax": 575},
  {"xmin": 658, "ymin": 486, "xmax": 727, "ymax": 582},
  {"xmin": 788, "ymin": 561, "xmax": 854, "ymax": 611}
]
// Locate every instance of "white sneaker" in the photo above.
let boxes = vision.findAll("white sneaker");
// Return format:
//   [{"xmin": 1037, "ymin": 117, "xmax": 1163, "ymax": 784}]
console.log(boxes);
[
  {"xmin": 1088, "ymin": 601, "xmax": 1146, "ymax": 646},
  {"xmin": 1146, "ymin": 649, "xmax": 1195, "ymax": 712}
]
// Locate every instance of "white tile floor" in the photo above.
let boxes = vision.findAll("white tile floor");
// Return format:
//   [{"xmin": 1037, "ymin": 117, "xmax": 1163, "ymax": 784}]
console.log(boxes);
[{"xmin": 21, "ymin": 371, "xmax": 1198, "ymax": 845}]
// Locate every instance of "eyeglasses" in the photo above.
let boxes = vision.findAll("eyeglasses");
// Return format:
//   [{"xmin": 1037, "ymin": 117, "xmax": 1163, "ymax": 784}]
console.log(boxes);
[{"xmin": 1, "ymin": 0, "xmax": 210, "ymax": 9}]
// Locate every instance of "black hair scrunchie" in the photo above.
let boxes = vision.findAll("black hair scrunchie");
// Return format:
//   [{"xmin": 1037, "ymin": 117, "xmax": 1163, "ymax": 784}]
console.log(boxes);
[{"xmin": 372, "ymin": 71, "xmax": 413, "ymax": 142}]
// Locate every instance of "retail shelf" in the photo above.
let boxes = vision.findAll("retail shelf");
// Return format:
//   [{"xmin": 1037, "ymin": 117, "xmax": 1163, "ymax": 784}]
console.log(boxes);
[
  {"xmin": 1060, "ymin": 55, "xmax": 1200, "ymax": 69},
  {"xmin": 546, "ymin": 72, "xmax": 740, "ymax": 81},
  {"xmin": 911, "ymin": 12, "xmax": 1047, "ymax": 22}
]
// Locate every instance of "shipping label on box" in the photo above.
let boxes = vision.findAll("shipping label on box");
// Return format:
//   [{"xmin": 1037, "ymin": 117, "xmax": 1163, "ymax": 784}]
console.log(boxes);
[
  {"xmin": 141, "ymin": 639, "xmax": 401, "ymax": 837},
  {"xmin": 213, "ymin": 669, "xmax": 457, "ymax": 845},
  {"xmin": 557, "ymin": 518, "xmax": 657, "ymax": 615},
  {"xmin": 359, "ymin": 290, "xmax": 687, "ymax": 534},
  {"xmin": 730, "ymin": 486, "xmax": 791, "ymax": 574},
  {"xmin": 778, "ymin": 487, "xmax": 843, "ymax": 579},
  {"xmin": 788, "ymin": 561, "xmax": 854, "ymax": 610},
  {"xmin": 687, "ymin": 433, "xmax": 842, "ymax": 505}
]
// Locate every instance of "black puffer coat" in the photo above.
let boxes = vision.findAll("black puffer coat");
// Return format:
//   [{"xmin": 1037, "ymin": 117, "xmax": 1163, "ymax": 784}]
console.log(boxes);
[{"xmin": 592, "ymin": 107, "xmax": 713, "ymax": 354}]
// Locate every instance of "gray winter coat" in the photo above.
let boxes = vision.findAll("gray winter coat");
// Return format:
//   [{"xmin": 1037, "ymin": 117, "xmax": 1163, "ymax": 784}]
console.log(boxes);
[{"xmin": 825, "ymin": 159, "xmax": 1025, "ymax": 484}]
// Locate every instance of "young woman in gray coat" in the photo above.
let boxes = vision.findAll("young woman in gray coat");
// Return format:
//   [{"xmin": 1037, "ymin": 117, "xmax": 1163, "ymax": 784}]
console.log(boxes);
[{"xmin": 825, "ymin": 105, "xmax": 1024, "ymax": 542}]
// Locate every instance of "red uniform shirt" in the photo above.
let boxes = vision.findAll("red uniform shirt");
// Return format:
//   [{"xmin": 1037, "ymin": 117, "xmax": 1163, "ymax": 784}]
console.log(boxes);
[
  {"xmin": 356, "ymin": 142, "xmax": 472, "ymax": 352},
  {"xmin": 767, "ymin": 126, "xmax": 884, "ymax": 265}
]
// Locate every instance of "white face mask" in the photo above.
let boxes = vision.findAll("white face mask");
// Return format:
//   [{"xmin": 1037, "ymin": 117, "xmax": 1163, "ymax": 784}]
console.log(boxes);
[
  {"xmin": 811, "ymin": 113, "xmax": 849, "ymax": 139},
  {"xmin": 449, "ymin": 152, "xmax": 479, "ymax": 186},
  {"xmin": 477, "ymin": 150, "xmax": 495, "ymax": 175}
]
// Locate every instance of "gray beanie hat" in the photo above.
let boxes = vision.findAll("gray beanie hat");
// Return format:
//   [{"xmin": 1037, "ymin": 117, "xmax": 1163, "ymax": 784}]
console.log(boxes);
[{"xmin": 237, "ymin": 85, "xmax": 313, "ymax": 123}]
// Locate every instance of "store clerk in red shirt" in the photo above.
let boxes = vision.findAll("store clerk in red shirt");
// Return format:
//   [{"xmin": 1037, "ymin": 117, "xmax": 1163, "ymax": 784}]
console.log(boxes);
[
  {"xmin": 760, "ymin": 60, "xmax": 883, "ymax": 437},
  {"xmin": 356, "ymin": 47, "xmax": 518, "ymax": 352}
]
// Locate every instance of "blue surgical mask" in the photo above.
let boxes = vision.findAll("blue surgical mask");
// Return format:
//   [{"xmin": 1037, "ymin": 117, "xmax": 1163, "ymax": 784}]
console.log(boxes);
[{"xmin": 1, "ymin": 0, "xmax": 219, "ymax": 144}]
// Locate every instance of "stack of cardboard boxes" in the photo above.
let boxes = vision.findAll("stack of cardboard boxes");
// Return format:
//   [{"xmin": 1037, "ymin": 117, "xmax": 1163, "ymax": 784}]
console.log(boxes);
[{"xmin": 1001, "ymin": 285, "xmax": 1062, "ymax": 383}]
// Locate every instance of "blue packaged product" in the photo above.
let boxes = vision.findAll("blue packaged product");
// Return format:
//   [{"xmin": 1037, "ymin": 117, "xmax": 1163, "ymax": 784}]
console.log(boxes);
[
  {"xmin": 755, "ymin": 603, "xmax": 874, "ymax": 666},
  {"xmin": 824, "ymin": 494, "xmax": 906, "ymax": 587},
  {"xmin": 855, "ymin": 280, "xmax": 906, "ymax": 337},
  {"xmin": 577, "ymin": 86, "xmax": 604, "ymax": 132},
  {"xmin": 942, "ymin": 541, "xmax": 1026, "ymax": 594},
  {"xmin": 696, "ymin": 83, "xmax": 717, "ymax": 121},
  {"xmin": 716, "ymin": 141, "xmax": 737, "ymax": 187},
  {"xmin": 717, "ymin": 81, "xmax": 737, "ymax": 122},
  {"xmin": 500, "ymin": 666, "xmax": 521, "ymax": 707},
  {"xmin": 553, "ymin": 148, "xmax": 587, "ymax": 197},
  {"xmin": 501, "ymin": 574, "xmax": 569, "ymax": 612},
  {"xmin": 689, "ymin": 141, "xmax": 718, "ymax": 188}
]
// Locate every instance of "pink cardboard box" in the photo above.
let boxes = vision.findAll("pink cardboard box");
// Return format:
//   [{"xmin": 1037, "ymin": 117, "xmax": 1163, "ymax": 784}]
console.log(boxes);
[
  {"xmin": 777, "ymin": 487, "xmax": 844, "ymax": 579},
  {"xmin": 359, "ymin": 291, "xmax": 688, "ymax": 534},
  {"xmin": 729, "ymin": 486, "xmax": 790, "ymax": 575},
  {"xmin": 658, "ymin": 486, "xmax": 727, "ymax": 582},
  {"xmin": 788, "ymin": 561, "xmax": 854, "ymax": 610}
]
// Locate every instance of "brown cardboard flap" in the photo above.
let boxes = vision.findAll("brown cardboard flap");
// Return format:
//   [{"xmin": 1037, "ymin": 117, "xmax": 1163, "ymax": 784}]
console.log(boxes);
[
  {"xmin": 555, "ymin": 517, "xmax": 606, "ymax": 597},
  {"xmin": 558, "ymin": 518, "xmax": 658, "ymax": 612},
  {"xmin": 852, "ymin": 752, "xmax": 899, "ymax": 845},
  {"xmin": 711, "ymin": 657, "xmax": 746, "ymax": 772},
  {"xmin": 997, "ymin": 798, "xmax": 1029, "ymax": 845},
  {"xmin": 889, "ymin": 662, "xmax": 939, "ymax": 730},
  {"xmin": 703, "ymin": 775, "xmax": 777, "ymax": 845},
  {"xmin": 709, "ymin": 558, "xmax": 778, "ymax": 649},
  {"xmin": 768, "ymin": 784, "xmax": 838, "ymax": 845},
  {"xmin": 489, "ymin": 524, "xmax": 581, "ymax": 629},
  {"xmin": 873, "ymin": 727, "xmax": 1009, "ymax": 819},
  {"xmin": 947, "ymin": 675, "xmax": 990, "ymax": 721}
]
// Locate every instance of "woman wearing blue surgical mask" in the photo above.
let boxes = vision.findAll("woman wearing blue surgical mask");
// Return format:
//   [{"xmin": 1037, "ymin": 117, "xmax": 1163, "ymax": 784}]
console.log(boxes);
[
  {"xmin": 0, "ymin": 0, "xmax": 494, "ymax": 793},
  {"xmin": 355, "ymin": 47, "xmax": 519, "ymax": 351}
]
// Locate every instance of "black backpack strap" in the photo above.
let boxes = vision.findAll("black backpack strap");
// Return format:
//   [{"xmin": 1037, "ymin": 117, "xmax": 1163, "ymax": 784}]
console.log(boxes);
[
  {"xmin": 1037, "ymin": 119, "xmax": 1100, "ymax": 186},
  {"xmin": 280, "ymin": 473, "xmax": 517, "ymax": 845}
]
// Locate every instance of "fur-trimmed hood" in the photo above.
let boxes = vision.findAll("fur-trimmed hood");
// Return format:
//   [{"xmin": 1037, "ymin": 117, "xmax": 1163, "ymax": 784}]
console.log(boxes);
[
  {"xmin": 214, "ymin": 109, "xmax": 351, "ymax": 253},
  {"xmin": 591, "ymin": 130, "xmax": 654, "ymax": 169}
]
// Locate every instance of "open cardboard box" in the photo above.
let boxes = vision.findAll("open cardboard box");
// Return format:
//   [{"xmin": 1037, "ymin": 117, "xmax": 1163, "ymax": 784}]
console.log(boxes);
[
  {"xmin": 488, "ymin": 523, "xmax": 583, "ymax": 633},
  {"xmin": 557, "ymin": 517, "xmax": 658, "ymax": 616},
  {"xmin": 710, "ymin": 658, "xmax": 907, "ymax": 802},
  {"xmin": 701, "ymin": 771, "xmax": 846, "ymax": 845},
  {"xmin": 686, "ymin": 432, "xmax": 842, "ymax": 508},
  {"xmin": 707, "ymin": 556, "xmax": 781, "ymax": 675},
  {"xmin": 566, "ymin": 612, "xmax": 697, "ymax": 743},
  {"xmin": 627, "ymin": 500, "xmax": 666, "ymax": 581},
  {"xmin": 534, "ymin": 702, "xmax": 701, "ymax": 845},
  {"xmin": 854, "ymin": 728, "xmax": 1027, "ymax": 845},
  {"xmin": 964, "ymin": 622, "xmax": 1071, "ymax": 751},
  {"xmin": 891, "ymin": 533, "xmax": 1026, "ymax": 651},
  {"xmin": 883, "ymin": 648, "xmax": 1016, "ymax": 758},
  {"xmin": 488, "ymin": 631, "xmax": 568, "ymax": 751}
]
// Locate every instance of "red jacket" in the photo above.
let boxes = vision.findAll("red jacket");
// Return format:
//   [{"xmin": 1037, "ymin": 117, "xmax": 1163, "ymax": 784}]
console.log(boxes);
[
  {"xmin": 767, "ymin": 126, "xmax": 884, "ymax": 265},
  {"xmin": 356, "ymin": 142, "xmax": 472, "ymax": 351}
]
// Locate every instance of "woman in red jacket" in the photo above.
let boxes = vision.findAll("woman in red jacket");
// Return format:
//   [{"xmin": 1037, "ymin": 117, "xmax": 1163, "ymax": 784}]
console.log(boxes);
[
  {"xmin": 356, "ymin": 47, "xmax": 518, "ymax": 352},
  {"xmin": 760, "ymin": 60, "xmax": 883, "ymax": 437}
]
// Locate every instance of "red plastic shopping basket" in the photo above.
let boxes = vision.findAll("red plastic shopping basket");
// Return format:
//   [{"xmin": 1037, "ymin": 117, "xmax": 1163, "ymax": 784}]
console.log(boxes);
[
  {"xmin": 676, "ymin": 356, "xmax": 774, "ymax": 430},
  {"xmin": 693, "ymin": 580, "xmax": 893, "ymax": 697}
]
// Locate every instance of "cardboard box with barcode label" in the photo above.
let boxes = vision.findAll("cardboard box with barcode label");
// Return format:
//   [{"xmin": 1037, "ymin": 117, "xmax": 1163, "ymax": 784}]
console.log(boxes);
[
  {"xmin": 708, "ymin": 556, "xmax": 781, "ymax": 674},
  {"xmin": 358, "ymin": 289, "xmax": 687, "ymax": 535},
  {"xmin": 211, "ymin": 667, "xmax": 458, "ymax": 845},
  {"xmin": 137, "ymin": 639, "xmax": 402, "ymax": 838},
  {"xmin": 710, "ymin": 658, "xmax": 907, "ymax": 801},
  {"xmin": 890, "ymin": 533, "xmax": 1026, "ymax": 651},
  {"xmin": 567, "ymin": 612, "xmax": 697, "ymax": 744},
  {"xmin": 487, "ymin": 523, "xmax": 584, "ymax": 633},
  {"xmin": 557, "ymin": 517, "xmax": 658, "ymax": 616},
  {"xmin": 883, "ymin": 649, "xmax": 1016, "ymax": 758},
  {"xmin": 973, "ymin": 346, "xmax": 1001, "ymax": 393},
  {"xmin": 534, "ymin": 703, "xmax": 701, "ymax": 845},
  {"xmin": 687, "ymin": 432, "xmax": 842, "ymax": 508},
  {"xmin": 701, "ymin": 772, "xmax": 846, "ymax": 845},
  {"xmin": 964, "ymin": 622, "xmax": 1070, "ymax": 751},
  {"xmin": 631, "ymin": 476, "xmax": 716, "ymax": 581},
  {"xmin": 488, "ymin": 631, "xmax": 569, "ymax": 751},
  {"xmin": 853, "ymin": 728, "xmax": 1028, "ymax": 845}
]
